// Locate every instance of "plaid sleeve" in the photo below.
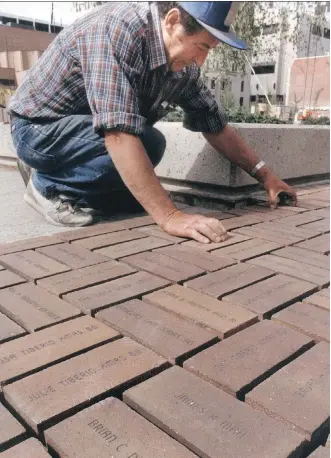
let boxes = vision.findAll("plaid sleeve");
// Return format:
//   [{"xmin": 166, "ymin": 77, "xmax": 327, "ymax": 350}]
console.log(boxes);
[
  {"xmin": 80, "ymin": 19, "xmax": 146, "ymax": 136},
  {"xmin": 178, "ymin": 67, "xmax": 228, "ymax": 133}
]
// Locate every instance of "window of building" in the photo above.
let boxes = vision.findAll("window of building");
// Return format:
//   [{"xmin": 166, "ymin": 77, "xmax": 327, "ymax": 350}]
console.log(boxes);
[
  {"xmin": 256, "ymin": 84, "xmax": 259, "ymax": 90},
  {"xmin": 252, "ymin": 65, "xmax": 275, "ymax": 74},
  {"xmin": 250, "ymin": 95, "xmax": 257, "ymax": 102},
  {"xmin": 239, "ymin": 97, "xmax": 244, "ymax": 107},
  {"xmin": 262, "ymin": 24, "xmax": 278, "ymax": 35},
  {"xmin": 0, "ymin": 79, "xmax": 15, "ymax": 86},
  {"xmin": 221, "ymin": 81, "xmax": 225, "ymax": 90},
  {"xmin": 312, "ymin": 24, "xmax": 322, "ymax": 37},
  {"xmin": 240, "ymin": 80, "xmax": 244, "ymax": 92},
  {"xmin": 231, "ymin": 63, "xmax": 238, "ymax": 72},
  {"xmin": 211, "ymin": 79, "xmax": 216, "ymax": 90},
  {"xmin": 273, "ymin": 83, "xmax": 276, "ymax": 90},
  {"xmin": 276, "ymin": 95, "xmax": 284, "ymax": 103},
  {"xmin": 268, "ymin": 2, "xmax": 274, "ymax": 7},
  {"xmin": 258, "ymin": 95, "xmax": 267, "ymax": 103},
  {"xmin": 324, "ymin": 28, "xmax": 330, "ymax": 39},
  {"xmin": 327, "ymin": 3, "xmax": 330, "ymax": 13}
]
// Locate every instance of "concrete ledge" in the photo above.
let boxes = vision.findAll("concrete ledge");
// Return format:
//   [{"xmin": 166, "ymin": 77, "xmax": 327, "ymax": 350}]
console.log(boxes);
[{"xmin": 155, "ymin": 122, "xmax": 330, "ymax": 189}]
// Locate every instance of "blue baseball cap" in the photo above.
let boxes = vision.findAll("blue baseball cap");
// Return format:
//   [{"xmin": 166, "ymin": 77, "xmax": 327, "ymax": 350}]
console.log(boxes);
[{"xmin": 178, "ymin": 2, "xmax": 247, "ymax": 50}]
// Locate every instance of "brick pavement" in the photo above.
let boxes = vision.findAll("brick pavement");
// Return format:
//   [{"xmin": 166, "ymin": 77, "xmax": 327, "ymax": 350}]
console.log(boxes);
[{"xmin": 0, "ymin": 184, "xmax": 329, "ymax": 457}]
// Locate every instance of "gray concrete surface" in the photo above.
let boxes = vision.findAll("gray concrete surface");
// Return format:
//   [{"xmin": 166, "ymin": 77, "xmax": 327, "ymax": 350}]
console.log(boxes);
[
  {"xmin": 155, "ymin": 122, "xmax": 330, "ymax": 187},
  {"xmin": 0, "ymin": 168, "xmax": 74, "ymax": 243}
]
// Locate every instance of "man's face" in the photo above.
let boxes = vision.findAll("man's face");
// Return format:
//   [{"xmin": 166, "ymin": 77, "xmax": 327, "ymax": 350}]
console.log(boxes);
[{"xmin": 161, "ymin": 8, "xmax": 219, "ymax": 72}]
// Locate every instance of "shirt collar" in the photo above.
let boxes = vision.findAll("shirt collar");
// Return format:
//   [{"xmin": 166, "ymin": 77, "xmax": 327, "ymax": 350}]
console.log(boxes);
[{"xmin": 148, "ymin": 2, "xmax": 168, "ymax": 71}]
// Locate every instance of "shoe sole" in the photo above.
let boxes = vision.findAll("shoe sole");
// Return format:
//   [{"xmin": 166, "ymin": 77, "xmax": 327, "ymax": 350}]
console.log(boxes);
[{"xmin": 23, "ymin": 193, "xmax": 93, "ymax": 227}]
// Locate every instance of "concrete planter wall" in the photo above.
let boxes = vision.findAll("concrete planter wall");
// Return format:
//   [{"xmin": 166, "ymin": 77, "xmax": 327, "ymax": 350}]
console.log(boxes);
[{"xmin": 155, "ymin": 122, "xmax": 330, "ymax": 188}]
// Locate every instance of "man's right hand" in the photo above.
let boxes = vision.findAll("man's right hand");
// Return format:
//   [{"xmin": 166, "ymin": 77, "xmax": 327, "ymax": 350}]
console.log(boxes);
[{"xmin": 161, "ymin": 210, "xmax": 229, "ymax": 244}]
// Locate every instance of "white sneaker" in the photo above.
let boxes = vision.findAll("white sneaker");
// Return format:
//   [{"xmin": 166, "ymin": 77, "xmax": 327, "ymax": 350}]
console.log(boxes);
[{"xmin": 23, "ymin": 179, "xmax": 93, "ymax": 227}]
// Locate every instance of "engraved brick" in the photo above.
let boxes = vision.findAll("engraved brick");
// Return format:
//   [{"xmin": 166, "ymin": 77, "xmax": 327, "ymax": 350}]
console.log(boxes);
[
  {"xmin": 247, "ymin": 254, "xmax": 329, "ymax": 287},
  {"xmin": 184, "ymin": 320, "xmax": 313, "ymax": 399},
  {"xmin": 234, "ymin": 226, "xmax": 305, "ymax": 245},
  {"xmin": 37, "ymin": 243, "xmax": 109, "ymax": 269},
  {"xmin": 0, "ymin": 270, "xmax": 26, "ymax": 289},
  {"xmin": 185, "ymin": 264, "xmax": 274, "ymax": 299},
  {"xmin": 223, "ymin": 274, "xmax": 317, "ymax": 319},
  {"xmin": 96, "ymin": 299, "xmax": 218, "ymax": 364},
  {"xmin": 4, "ymin": 338, "xmax": 168, "ymax": 434},
  {"xmin": 225, "ymin": 208, "xmax": 283, "ymax": 221},
  {"xmin": 272, "ymin": 302, "xmax": 330, "ymax": 342},
  {"xmin": 123, "ymin": 367, "xmax": 307, "ymax": 458},
  {"xmin": 271, "ymin": 246, "xmax": 330, "ymax": 270},
  {"xmin": 312, "ymin": 208, "xmax": 330, "ymax": 219},
  {"xmin": 295, "ymin": 234, "xmax": 330, "ymax": 254},
  {"xmin": 246, "ymin": 343, "xmax": 329, "ymax": 440},
  {"xmin": 255, "ymin": 221, "xmax": 321, "ymax": 239},
  {"xmin": 37, "ymin": 260, "xmax": 135, "ymax": 296},
  {"xmin": 95, "ymin": 236, "xmax": 172, "ymax": 259},
  {"xmin": 0, "ymin": 283, "xmax": 81, "ymax": 332},
  {"xmin": 212, "ymin": 238, "xmax": 282, "ymax": 261},
  {"xmin": 303, "ymin": 289, "xmax": 330, "ymax": 310},
  {"xmin": 0, "ymin": 235, "xmax": 62, "ymax": 256},
  {"xmin": 246, "ymin": 205, "xmax": 307, "ymax": 216},
  {"xmin": 45, "ymin": 397, "xmax": 196, "ymax": 458},
  {"xmin": 181, "ymin": 233, "xmax": 251, "ymax": 252},
  {"xmin": 0, "ymin": 438, "xmax": 51, "ymax": 457},
  {"xmin": 222, "ymin": 214, "xmax": 264, "ymax": 230},
  {"xmin": 0, "ymin": 316, "xmax": 119, "ymax": 389},
  {"xmin": 137, "ymin": 225, "xmax": 187, "ymax": 242},
  {"xmin": 0, "ymin": 402, "xmax": 26, "ymax": 451},
  {"xmin": 155, "ymin": 244, "xmax": 236, "ymax": 272},
  {"xmin": 0, "ymin": 250, "xmax": 70, "ymax": 281},
  {"xmin": 143, "ymin": 285, "xmax": 258, "ymax": 338},
  {"xmin": 72, "ymin": 229, "xmax": 148, "ymax": 250},
  {"xmin": 64, "ymin": 271, "xmax": 170, "ymax": 315},
  {"xmin": 279, "ymin": 212, "xmax": 325, "ymax": 226},
  {"xmin": 0, "ymin": 312, "xmax": 26, "ymax": 344},
  {"xmin": 296, "ymin": 199, "xmax": 329, "ymax": 210},
  {"xmin": 121, "ymin": 251, "xmax": 205, "ymax": 283},
  {"xmin": 301, "ymin": 219, "xmax": 330, "ymax": 234}
]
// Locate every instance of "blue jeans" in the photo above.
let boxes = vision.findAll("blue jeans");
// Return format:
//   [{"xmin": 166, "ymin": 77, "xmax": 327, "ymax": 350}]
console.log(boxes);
[{"xmin": 11, "ymin": 114, "xmax": 166, "ymax": 209}]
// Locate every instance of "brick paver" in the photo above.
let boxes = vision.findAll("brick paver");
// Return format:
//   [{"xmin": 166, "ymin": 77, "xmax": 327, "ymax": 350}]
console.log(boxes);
[
  {"xmin": 246, "ymin": 343, "xmax": 329, "ymax": 440},
  {"xmin": 37, "ymin": 243, "xmax": 109, "ymax": 268},
  {"xmin": 124, "ymin": 366, "xmax": 307, "ymax": 458},
  {"xmin": 0, "ymin": 438, "xmax": 51, "ymax": 457},
  {"xmin": 247, "ymin": 254, "xmax": 329, "ymax": 287},
  {"xmin": 155, "ymin": 244, "xmax": 236, "ymax": 271},
  {"xmin": 4, "ymin": 338, "xmax": 168, "ymax": 434},
  {"xmin": 0, "ymin": 270, "xmax": 26, "ymax": 289},
  {"xmin": 184, "ymin": 320, "xmax": 313, "ymax": 399},
  {"xmin": 64, "ymin": 271, "xmax": 170, "ymax": 315},
  {"xmin": 95, "ymin": 236, "xmax": 172, "ymax": 259},
  {"xmin": 0, "ymin": 316, "xmax": 119, "ymax": 389},
  {"xmin": 72, "ymin": 229, "xmax": 148, "ymax": 250},
  {"xmin": 0, "ymin": 250, "xmax": 70, "ymax": 281},
  {"xmin": 37, "ymin": 260, "xmax": 135, "ymax": 296},
  {"xmin": 96, "ymin": 299, "xmax": 218, "ymax": 364},
  {"xmin": 223, "ymin": 274, "xmax": 317, "ymax": 318},
  {"xmin": 121, "ymin": 251, "xmax": 205, "ymax": 282},
  {"xmin": 0, "ymin": 312, "xmax": 26, "ymax": 344},
  {"xmin": 303, "ymin": 289, "xmax": 330, "ymax": 310},
  {"xmin": 143, "ymin": 285, "xmax": 258, "ymax": 338},
  {"xmin": 211, "ymin": 238, "xmax": 282, "ymax": 261},
  {"xmin": 45, "ymin": 397, "xmax": 196, "ymax": 457},
  {"xmin": 0, "ymin": 191, "xmax": 329, "ymax": 456},
  {"xmin": 0, "ymin": 283, "xmax": 81, "ymax": 332},
  {"xmin": 0, "ymin": 402, "xmax": 26, "ymax": 451},
  {"xmin": 185, "ymin": 263, "xmax": 274, "ymax": 298},
  {"xmin": 272, "ymin": 302, "xmax": 330, "ymax": 342}
]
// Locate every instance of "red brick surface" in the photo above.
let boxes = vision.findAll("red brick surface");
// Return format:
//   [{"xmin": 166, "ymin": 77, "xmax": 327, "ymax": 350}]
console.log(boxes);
[
  {"xmin": 124, "ymin": 366, "xmax": 307, "ymax": 458},
  {"xmin": 0, "ymin": 188, "xmax": 329, "ymax": 456}
]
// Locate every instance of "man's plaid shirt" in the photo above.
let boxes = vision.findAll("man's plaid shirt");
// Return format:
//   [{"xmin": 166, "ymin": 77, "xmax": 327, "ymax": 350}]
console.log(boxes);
[{"xmin": 9, "ymin": 2, "xmax": 228, "ymax": 136}]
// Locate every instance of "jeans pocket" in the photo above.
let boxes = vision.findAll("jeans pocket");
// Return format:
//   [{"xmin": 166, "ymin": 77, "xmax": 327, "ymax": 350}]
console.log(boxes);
[{"xmin": 17, "ymin": 139, "xmax": 57, "ymax": 173}]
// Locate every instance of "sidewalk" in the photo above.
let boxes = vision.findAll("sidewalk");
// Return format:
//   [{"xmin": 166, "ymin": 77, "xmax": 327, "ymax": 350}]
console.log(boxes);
[{"xmin": 0, "ymin": 179, "xmax": 329, "ymax": 457}]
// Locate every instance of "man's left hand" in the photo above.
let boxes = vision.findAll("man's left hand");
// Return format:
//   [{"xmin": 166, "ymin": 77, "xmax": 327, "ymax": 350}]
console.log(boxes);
[{"xmin": 263, "ymin": 174, "xmax": 297, "ymax": 209}]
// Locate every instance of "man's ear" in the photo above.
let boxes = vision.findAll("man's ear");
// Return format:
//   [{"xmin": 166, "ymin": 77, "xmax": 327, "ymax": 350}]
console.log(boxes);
[{"xmin": 164, "ymin": 8, "xmax": 181, "ymax": 34}]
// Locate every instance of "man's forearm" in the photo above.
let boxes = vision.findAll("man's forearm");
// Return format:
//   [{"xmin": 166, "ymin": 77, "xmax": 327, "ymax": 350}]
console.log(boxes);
[
  {"xmin": 203, "ymin": 124, "xmax": 273, "ymax": 184},
  {"xmin": 105, "ymin": 131, "xmax": 177, "ymax": 225}
]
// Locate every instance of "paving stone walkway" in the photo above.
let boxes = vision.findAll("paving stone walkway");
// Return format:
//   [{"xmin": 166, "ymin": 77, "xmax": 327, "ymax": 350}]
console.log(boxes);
[{"xmin": 0, "ymin": 184, "xmax": 329, "ymax": 458}]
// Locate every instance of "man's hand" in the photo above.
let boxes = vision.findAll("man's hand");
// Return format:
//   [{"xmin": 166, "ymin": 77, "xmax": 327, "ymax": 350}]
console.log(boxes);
[
  {"xmin": 263, "ymin": 174, "xmax": 297, "ymax": 209},
  {"xmin": 161, "ymin": 210, "xmax": 229, "ymax": 244}
]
